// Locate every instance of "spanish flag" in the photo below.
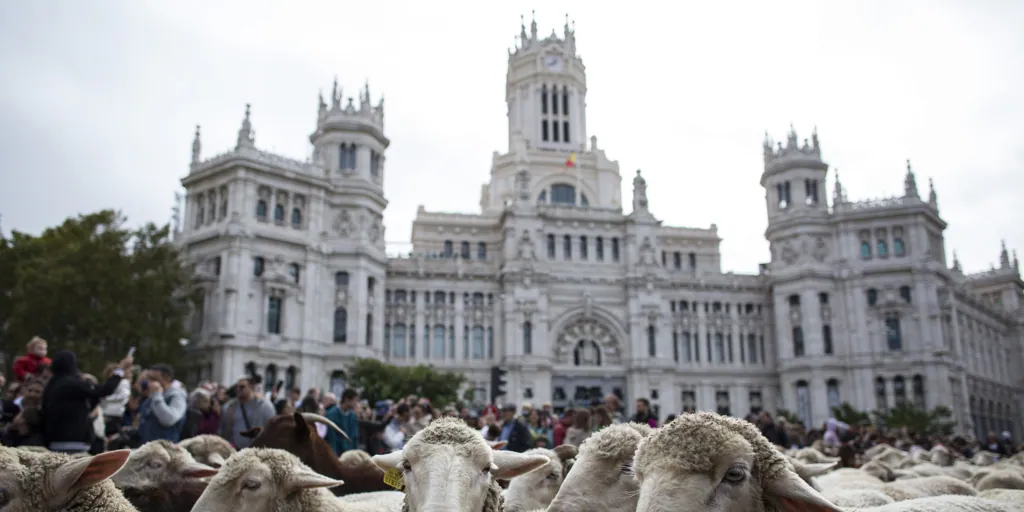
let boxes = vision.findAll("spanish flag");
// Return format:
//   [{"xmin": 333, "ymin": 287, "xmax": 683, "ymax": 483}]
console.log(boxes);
[{"xmin": 564, "ymin": 152, "xmax": 577, "ymax": 169}]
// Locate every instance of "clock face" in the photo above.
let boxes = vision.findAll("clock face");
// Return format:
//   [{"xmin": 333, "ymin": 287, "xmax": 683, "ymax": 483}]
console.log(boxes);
[{"xmin": 544, "ymin": 55, "xmax": 564, "ymax": 72}]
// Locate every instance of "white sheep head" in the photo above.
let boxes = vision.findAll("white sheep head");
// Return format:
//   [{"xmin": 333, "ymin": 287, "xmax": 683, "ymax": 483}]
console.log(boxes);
[
  {"xmin": 191, "ymin": 448, "xmax": 344, "ymax": 512},
  {"xmin": 633, "ymin": 412, "xmax": 842, "ymax": 512},
  {"xmin": 111, "ymin": 439, "xmax": 219, "ymax": 487},
  {"xmin": 504, "ymin": 445, "xmax": 577, "ymax": 512},
  {"xmin": 180, "ymin": 434, "xmax": 237, "ymax": 468},
  {"xmin": 0, "ymin": 447, "xmax": 131, "ymax": 511},
  {"xmin": 548, "ymin": 422, "xmax": 651, "ymax": 512},
  {"xmin": 372, "ymin": 416, "xmax": 548, "ymax": 512}
]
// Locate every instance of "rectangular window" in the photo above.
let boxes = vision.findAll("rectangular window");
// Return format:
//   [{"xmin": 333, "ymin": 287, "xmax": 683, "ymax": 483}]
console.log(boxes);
[
  {"xmin": 747, "ymin": 334, "xmax": 758, "ymax": 364},
  {"xmin": 562, "ymin": 89, "xmax": 569, "ymax": 115},
  {"xmin": 672, "ymin": 331, "xmax": 679, "ymax": 362},
  {"xmin": 689, "ymin": 252, "xmax": 697, "ymax": 269},
  {"xmin": 823, "ymin": 325, "xmax": 834, "ymax": 355},
  {"xmin": 267, "ymin": 296, "xmax": 282, "ymax": 334},
  {"xmin": 596, "ymin": 237, "xmax": 604, "ymax": 261},
  {"xmin": 885, "ymin": 314, "xmax": 902, "ymax": 350},
  {"xmin": 563, "ymin": 121, "xmax": 570, "ymax": 143},
  {"xmin": 793, "ymin": 326, "xmax": 805, "ymax": 357},
  {"xmin": 714, "ymin": 333, "xmax": 725, "ymax": 363},
  {"xmin": 541, "ymin": 88, "xmax": 548, "ymax": 114},
  {"xmin": 673, "ymin": 251, "xmax": 681, "ymax": 269},
  {"xmin": 542, "ymin": 120, "xmax": 549, "ymax": 142},
  {"xmin": 552, "ymin": 121, "xmax": 560, "ymax": 142},
  {"xmin": 370, "ymin": 151, "xmax": 381, "ymax": 177},
  {"xmin": 366, "ymin": 314, "xmax": 373, "ymax": 345},
  {"xmin": 693, "ymin": 332, "xmax": 700, "ymax": 362},
  {"xmin": 900, "ymin": 285, "xmax": 912, "ymax": 303},
  {"xmin": 563, "ymin": 235, "xmax": 572, "ymax": 260},
  {"xmin": 612, "ymin": 237, "xmax": 620, "ymax": 262},
  {"xmin": 547, "ymin": 234, "xmax": 556, "ymax": 259},
  {"xmin": 580, "ymin": 236, "xmax": 588, "ymax": 260},
  {"xmin": 682, "ymin": 332, "xmax": 692, "ymax": 362}
]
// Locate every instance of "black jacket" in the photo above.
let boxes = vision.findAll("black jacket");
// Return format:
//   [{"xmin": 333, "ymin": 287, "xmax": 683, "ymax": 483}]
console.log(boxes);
[
  {"xmin": 41, "ymin": 351, "xmax": 122, "ymax": 446},
  {"xmin": 503, "ymin": 418, "xmax": 533, "ymax": 453}
]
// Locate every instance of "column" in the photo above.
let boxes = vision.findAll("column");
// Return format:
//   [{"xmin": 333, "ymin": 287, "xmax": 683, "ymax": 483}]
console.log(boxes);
[
  {"xmin": 454, "ymin": 295, "xmax": 465, "ymax": 362},
  {"xmin": 414, "ymin": 297, "xmax": 426, "ymax": 363}
]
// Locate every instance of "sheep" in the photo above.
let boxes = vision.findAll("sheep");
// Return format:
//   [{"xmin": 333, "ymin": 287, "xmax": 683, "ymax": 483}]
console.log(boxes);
[
  {"xmin": 0, "ymin": 446, "xmax": 136, "ymax": 511},
  {"xmin": 179, "ymin": 434, "xmax": 236, "ymax": 468},
  {"xmin": 785, "ymin": 456, "xmax": 840, "ymax": 490},
  {"xmin": 119, "ymin": 479, "xmax": 209, "ymax": 512},
  {"xmin": 929, "ymin": 445, "xmax": 954, "ymax": 467},
  {"xmin": 876, "ymin": 475, "xmax": 978, "ymax": 502},
  {"xmin": 371, "ymin": 416, "xmax": 549, "ymax": 512},
  {"xmin": 847, "ymin": 494, "xmax": 1019, "ymax": 511},
  {"xmin": 547, "ymin": 422, "xmax": 652, "ymax": 512},
  {"xmin": 978, "ymin": 488, "xmax": 1024, "ymax": 503},
  {"xmin": 971, "ymin": 468, "xmax": 1024, "ymax": 492},
  {"xmin": 823, "ymin": 488, "xmax": 896, "ymax": 508},
  {"xmin": 109, "ymin": 439, "xmax": 219, "ymax": 488},
  {"xmin": 632, "ymin": 411, "xmax": 842, "ymax": 512},
  {"xmin": 503, "ymin": 445, "xmax": 578, "ymax": 512}
]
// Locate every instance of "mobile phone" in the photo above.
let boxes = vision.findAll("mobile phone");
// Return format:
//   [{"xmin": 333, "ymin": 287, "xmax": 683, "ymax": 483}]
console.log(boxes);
[{"xmin": 127, "ymin": 347, "xmax": 136, "ymax": 358}]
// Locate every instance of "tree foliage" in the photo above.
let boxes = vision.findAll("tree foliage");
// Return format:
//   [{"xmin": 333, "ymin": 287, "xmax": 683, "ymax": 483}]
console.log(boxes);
[
  {"xmin": 775, "ymin": 408, "xmax": 803, "ymax": 426},
  {"xmin": 346, "ymin": 358, "xmax": 467, "ymax": 406},
  {"xmin": 831, "ymin": 402, "xmax": 872, "ymax": 426},
  {"xmin": 0, "ymin": 210, "xmax": 196, "ymax": 376},
  {"xmin": 873, "ymin": 402, "xmax": 955, "ymax": 436}
]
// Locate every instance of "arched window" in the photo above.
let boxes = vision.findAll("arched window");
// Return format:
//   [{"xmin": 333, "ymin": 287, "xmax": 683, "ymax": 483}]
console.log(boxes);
[
  {"xmin": 245, "ymin": 361, "xmax": 258, "ymax": 380},
  {"xmin": 573, "ymin": 340, "xmax": 602, "ymax": 366},
  {"xmin": 290, "ymin": 208, "xmax": 302, "ymax": 228},
  {"xmin": 860, "ymin": 241, "xmax": 872, "ymax": 260},
  {"xmin": 826, "ymin": 379, "xmax": 840, "ymax": 411},
  {"xmin": 538, "ymin": 190, "xmax": 547, "ymax": 203},
  {"xmin": 366, "ymin": 314, "xmax": 373, "ymax": 346},
  {"xmin": 256, "ymin": 200, "xmax": 268, "ymax": 220},
  {"xmin": 273, "ymin": 204, "xmax": 285, "ymax": 223},
  {"xmin": 335, "ymin": 271, "xmax": 349, "ymax": 287},
  {"xmin": 647, "ymin": 325, "xmax": 656, "ymax": 357},
  {"xmin": 253, "ymin": 256, "xmax": 265, "ymax": 277},
  {"xmin": 333, "ymin": 308, "xmax": 348, "ymax": 343},
  {"xmin": 443, "ymin": 240, "xmax": 453, "ymax": 257},
  {"xmin": 912, "ymin": 374, "xmax": 925, "ymax": 408},
  {"xmin": 487, "ymin": 326, "xmax": 494, "ymax": 358},
  {"xmin": 866, "ymin": 288, "xmax": 878, "ymax": 306},
  {"xmin": 877, "ymin": 238, "xmax": 889, "ymax": 258},
  {"xmin": 893, "ymin": 238, "xmax": 906, "ymax": 257},
  {"xmin": 550, "ymin": 184, "xmax": 576, "ymax": 205},
  {"xmin": 875, "ymin": 376, "xmax": 888, "ymax": 410},
  {"xmin": 265, "ymin": 364, "xmax": 278, "ymax": 389},
  {"xmin": 288, "ymin": 263, "xmax": 300, "ymax": 283},
  {"xmin": 523, "ymin": 322, "xmax": 533, "ymax": 355},
  {"xmin": 391, "ymin": 324, "xmax": 406, "ymax": 358},
  {"xmin": 329, "ymin": 370, "xmax": 346, "ymax": 397},
  {"xmin": 285, "ymin": 366, "xmax": 297, "ymax": 391},
  {"xmin": 893, "ymin": 375, "xmax": 906, "ymax": 405},
  {"xmin": 432, "ymin": 325, "xmax": 446, "ymax": 358},
  {"xmin": 884, "ymin": 313, "xmax": 902, "ymax": 350},
  {"xmin": 471, "ymin": 326, "xmax": 485, "ymax": 359},
  {"xmin": 796, "ymin": 380, "xmax": 811, "ymax": 428},
  {"xmin": 477, "ymin": 242, "xmax": 487, "ymax": 260},
  {"xmin": 266, "ymin": 296, "xmax": 282, "ymax": 334},
  {"xmin": 460, "ymin": 241, "xmax": 470, "ymax": 259}
]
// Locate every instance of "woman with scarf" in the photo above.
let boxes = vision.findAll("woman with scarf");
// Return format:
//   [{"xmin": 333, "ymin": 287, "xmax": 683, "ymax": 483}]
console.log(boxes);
[
  {"xmin": 41, "ymin": 350, "xmax": 133, "ymax": 454},
  {"xmin": 822, "ymin": 417, "xmax": 849, "ymax": 453}
]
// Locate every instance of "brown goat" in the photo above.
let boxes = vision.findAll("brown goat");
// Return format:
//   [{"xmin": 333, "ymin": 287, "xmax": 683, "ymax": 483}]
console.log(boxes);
[{"xmin": 242, "ymin": 412, "xmax": 393, "ymax": 496}]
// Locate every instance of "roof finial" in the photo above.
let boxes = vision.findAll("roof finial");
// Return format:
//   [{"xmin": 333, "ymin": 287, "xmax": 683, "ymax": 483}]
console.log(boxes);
[
  {"xmin": 952, "ymin": 251, "xmax": 962, "ymax": 272},
  {"xmin": 236, "ymin": 103, "xmax": 254, "ymax": 149},
  {"xmin": 530, "ymin": 10, "xmax": 538, "ymax": 40},
  {"xmin": 191, "ymin": 124, "xmax": 201, "ymax": 165},
  {"xmin": 1000, "ymin": 240, "xmax": 1010, "ymax": 268},
  {"xmin": 903, "ymin": 158, "xmax": 919, "ymax": 198}
]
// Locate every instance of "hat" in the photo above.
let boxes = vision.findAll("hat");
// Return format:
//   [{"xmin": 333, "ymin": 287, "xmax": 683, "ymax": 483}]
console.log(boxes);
[{"xmin": 501, "ymin": 403, "xmax": 517, "ymax": 412}]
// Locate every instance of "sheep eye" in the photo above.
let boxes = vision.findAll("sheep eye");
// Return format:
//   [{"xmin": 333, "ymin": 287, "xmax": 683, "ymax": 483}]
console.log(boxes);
[
  {"xmin": 546, "ymin": 472, "xmax": 559, "ymax": 480},
  {"xmin": 723, "ymin": 468, "xmax": 746, "ymax": 484},
  {"xmin": 482, "ymin": 465, "xmax": 492, "ymax": 474},
  {"xmin": 146, "ymin": 460, "xmax": 165, "ymax": 469},
  {"xmin": 402, "ymin": 461, "xmax": 412, "ymax": 471},
  {"xmin": 242, "ymin": 479, "xmax": 261, "ymax": 490}
]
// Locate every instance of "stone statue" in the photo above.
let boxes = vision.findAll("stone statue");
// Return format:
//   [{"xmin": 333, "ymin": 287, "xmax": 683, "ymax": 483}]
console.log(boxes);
[
  {"xmin": 512, "ymin": 131, "xmax": 529, "ymax": 164},
  {"xmin": 579, "ymin": 341, "xmax": 599, "ymax": 365},
  {"xmin": 639, "ymin": 237, "xmax": 655, "ymax": 265},
  {"xmin": 632, "ymin": 170, "xmax": 649, "ymax": 211},
  {"xmin": 518, "ymin": 230, "xmax": 536, "ymax": 260},
  {"xmin": 333, "ymin": 210, "xmax": 353, "ymax": 237},
  {"xmin": 368, "ymin": 218, "xmax": 381, "ymax": 242},
  {"xmin": 267, "ymin": 257, "xmax": 290, "ymax": 282}
]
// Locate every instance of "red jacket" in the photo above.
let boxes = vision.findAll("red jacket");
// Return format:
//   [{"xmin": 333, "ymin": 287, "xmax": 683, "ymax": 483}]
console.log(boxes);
[
  {"xmin": 13, "ymin": 353, "xmax": 51, "ymax": 381},
  {"xmin": 553, "ymin": 417, "xmax": 570, "ymax": 446}
]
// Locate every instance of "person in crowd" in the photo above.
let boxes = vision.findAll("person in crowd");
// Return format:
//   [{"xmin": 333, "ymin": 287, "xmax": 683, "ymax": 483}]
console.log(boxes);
[
  {"xmin": 631, "ymin": 398, "xmax": 659, "ymax": 428},
  {"xmin": 665, "ymin": 413, "xmax": 677, "ymax": 425},
  {"xmin": 0, "ymin": 374, "xmax": 6, "ymax": 390},
  {"xmin": 34, "ymin": 363, "xmax": 54, "ymax": 385},
  {"xmin": 326, "ymin": 388, "xmax": 360, "ymax": 455},
  {"xmin": 498, "ymin": 403, "xmax": 532, "ymax": 452},
  {"xmin": 408, "ymin": 402, "xmax": 429, "ymax": 436},
  {"xmin": 0, "ymin": 380, "xmax": 45, "ymax": 447},
  {"xmin": 221, "ymin": 376, "xmax": 276, "ymax": 449},
  {"xmin": 527, "ymin": 409, "xmax": 552, "ymax": 447},
  {"xmin": 984, "ymin": 431, "xmax": 1011, "ymax": 456},
  {"xmin": 135, "ymin": 364, "xmax": 189, "ymax": 443},
  {"xmin": 13, "ymin": 337, "xmax": 51, "ymax": 382},
  {"xmin": 100, "ymin": 363, "xmax": 133, "ymax": 437},
  {"xmin": 603, "ymin": 393, "xmax": 624, "ymax": 424},
  {"xmin": 592, "ymin": 406, "xmax": 613, "ymax": 432},
  {"xmin": 41, "ymin": 350, "xmax": 131, "ymax": 454},
  {"xmin": 383, "ymin": 403, "xmax": 411, "ymax": 451},
  {"xmin": 298, "ymin": 396, "xmax": 326, "ymax": 438},
  {"xmin": 483, "ymin": 424, "xmax": 502, "ymax": 442},
  {"xmin": 552, "ymin": 408, "xmax": 574, "ymax": 446},
  {"xmin": 81, "ymin": 374, "xmax": 108, "ymax": 454},
  {"xmin": 564, "ymin": 408, "xmax": 591, "ymax": 447},
  {"xmin": 193, "ymin": 389, "xmax": 221, "ymax": 435},
  {"xmin": 758, "ymin": 411, "xmax": 789, "ymax": 448}
]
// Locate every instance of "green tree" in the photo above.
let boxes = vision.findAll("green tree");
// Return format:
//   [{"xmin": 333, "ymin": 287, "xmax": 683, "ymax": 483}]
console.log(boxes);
[
  {"xmin": 0, "ymin": 210, "xmax": 196, "ymax": 376},
  {"xmin": 873, "ymin": 402, "xmax": 955, "ymax": 436},
  {"xmin": 775, "ymin": 408, "xmax": 803, "ymax": 425},
  {"xmin": 346, "ymin": 358, "xmax": 467, "ymax": 406},
  {"xmin": 831, "ymin": 402, "xmax": 872, "ymax": 426}
]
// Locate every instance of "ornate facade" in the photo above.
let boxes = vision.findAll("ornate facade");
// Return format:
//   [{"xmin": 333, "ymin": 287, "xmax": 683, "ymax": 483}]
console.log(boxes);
[{"xmin": 177, "ymin": 15, "xmax": 1024, "ymax": 438}]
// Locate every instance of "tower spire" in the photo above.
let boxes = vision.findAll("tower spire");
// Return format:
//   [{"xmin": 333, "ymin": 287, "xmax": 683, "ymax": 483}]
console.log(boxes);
[
  {"xmin": 191, "ymin": 124, "xmax": 202, "ymax": 165},
  {"xmin": 520, "ymin": 14, "xmax": 528, "ymax": 47},
  {"xmin": 903, "ymin": 158, "xmax": 919, "ymax": 198},
  {"xmin": 832, "ymin": 168, "xmax": 844, "ymax": 204},
  {"xmin": 928, "ymin": 177, "xmax": 938, "ymax": 208},
  {"xmin": 1000, "ymin": 240, "xmax": 1010, "ymax": 268},
  {"xmin": 1014, "ymin": 250, "xmax": 1020, "ymax": 270},
  {"xmin": 331, "ymin": 76, "xmax": 340, "ymax": 109},
  {"xmin": 530, "ymin": 10, "xmax": 537, "ymax": 40},
  {"xmin": 236, "ymin": 104, "xmax": 254, "ymax": 150},
  {"xmin": 952, "ymin": 250, "xmax": 962, "ymax": 273}
]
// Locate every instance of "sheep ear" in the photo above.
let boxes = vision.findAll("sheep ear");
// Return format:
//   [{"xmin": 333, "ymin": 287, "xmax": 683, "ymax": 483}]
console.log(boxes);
[
  {"xmin": 372, "ymin": 451, "xmax": 403, "ymax": 470},
  {"xmin": 240, "ymin": 427, "xmax": 263, "ymax": 439},
  {"xmin": 50, "ymin": 449, "xmax": 131, "ymax": 498},
  {"xmin": 292, "ymin": 412, "xmax": 311, "ymax": 439},
  {"xmin": 765, "ymin": 470, "xmax": 843, "ymax": 512},
  {"xmin": 796, "ymin": 460, "xmax": 839, "ymax": 477},
  {"xmin": 553, "ymin": 444, "xmax": 578, "ymax": 462},
  {"xmin": 491, "ymin": 452, "xmax": 549, "ymax": 480},
  {"xmin": 181, "ymin": 461, "xmax": 220, "ymax": 478},
  {"xmin": 287, "ymin": 469, "xmax": 344, "ymax": 492},
  {"xmin": 489, "ymin": 440, "xmax": 508, "ymax": 450}
]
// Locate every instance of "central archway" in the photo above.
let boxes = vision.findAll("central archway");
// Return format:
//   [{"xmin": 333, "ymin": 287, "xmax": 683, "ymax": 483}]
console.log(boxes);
[{"xmin": 553, "ymin": 318, "xmax": 622, "ymax": 366}]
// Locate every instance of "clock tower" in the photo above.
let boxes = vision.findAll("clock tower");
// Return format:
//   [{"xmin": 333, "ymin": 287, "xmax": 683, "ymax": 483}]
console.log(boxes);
[{"xmin": 506, "ymin": 12, "xmax": 586, "ymax": 153}]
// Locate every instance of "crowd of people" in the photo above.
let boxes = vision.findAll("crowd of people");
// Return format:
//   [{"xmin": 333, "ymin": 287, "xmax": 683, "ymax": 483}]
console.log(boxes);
[{"xmin": 1, "ymin": 336, "xmax": 1020, "ymax": 464}]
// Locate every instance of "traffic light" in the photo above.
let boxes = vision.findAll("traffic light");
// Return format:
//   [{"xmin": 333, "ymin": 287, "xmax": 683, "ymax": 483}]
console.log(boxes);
[{"xmin": 489, "ymin": 366, "xmax": 508, "ymax": 405}]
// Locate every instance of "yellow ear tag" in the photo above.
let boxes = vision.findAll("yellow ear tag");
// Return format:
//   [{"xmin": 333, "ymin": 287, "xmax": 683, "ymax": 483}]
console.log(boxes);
[{"xmin": 383, "ymin": 468, "xmax": 405, "ymax": 490}]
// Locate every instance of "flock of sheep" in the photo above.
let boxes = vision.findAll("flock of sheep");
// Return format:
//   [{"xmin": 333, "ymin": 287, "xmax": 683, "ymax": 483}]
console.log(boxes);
[{"xmin": 2, "ymin": 410, "xmax": 1023, "ymax": 511}]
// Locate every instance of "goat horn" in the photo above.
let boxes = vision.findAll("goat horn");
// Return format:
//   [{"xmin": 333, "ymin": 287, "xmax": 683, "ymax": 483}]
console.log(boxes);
[{"xmin": 300, "ymin": 412, "xmax": 351, "ymax": 441}]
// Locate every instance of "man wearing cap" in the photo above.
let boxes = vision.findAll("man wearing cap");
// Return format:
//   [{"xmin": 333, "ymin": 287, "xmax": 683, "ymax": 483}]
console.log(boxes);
[{"xmin": 498, "ymin": 403, "xmax": 531, "ymax": 453}]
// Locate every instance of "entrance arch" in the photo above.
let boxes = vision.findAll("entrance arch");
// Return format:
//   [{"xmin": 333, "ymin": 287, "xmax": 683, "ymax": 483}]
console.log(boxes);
[{"xmin": 554, "ymin": 317, "xmax": 622, "ymax": 366}]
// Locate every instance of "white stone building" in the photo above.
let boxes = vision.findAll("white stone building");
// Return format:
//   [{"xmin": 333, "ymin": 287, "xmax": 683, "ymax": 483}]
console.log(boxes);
[{"xmin": 178, "ymin": 16, "xmax": 1024, "ymax": 437}]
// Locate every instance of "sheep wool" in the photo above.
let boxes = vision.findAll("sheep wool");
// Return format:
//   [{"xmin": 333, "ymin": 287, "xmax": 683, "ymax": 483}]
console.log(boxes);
[
  {"xmin": 852, "ymin": 494, "xmax": 1018, "ymax": 512},
  {"xmin": 0, "ymin": 447, "xmax": 136, "ymax": 512},
  {"xmin": 213, "ymin": 448, "xmax": 343, "ymax": 511},
  {"xmin": 580, "ymin": 422, "xmax": 650, "ymax": 462},
  {"xmin": 634, "ymin": 411, "xmax": 791, "ymax": 490},
  {"xmin": 180, "ymin": 434, "xmax": 237, "ymax": 466},
  {"xmin": 879, "ymin": 475, "xmax": 977, "ymax": 502}
]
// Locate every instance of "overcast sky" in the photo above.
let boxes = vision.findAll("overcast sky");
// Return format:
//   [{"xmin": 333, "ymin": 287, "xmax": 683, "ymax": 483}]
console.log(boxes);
[{"xmin": 1, "ymin": 0, "xmax": 1021, "ymax": 275}]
